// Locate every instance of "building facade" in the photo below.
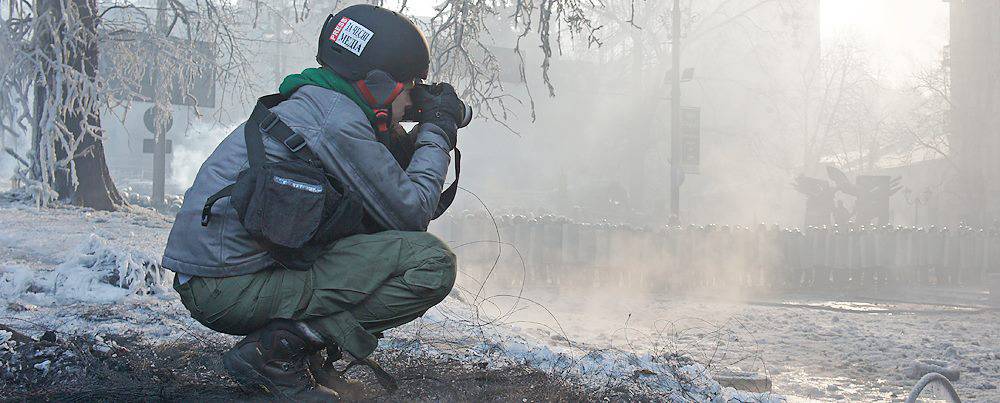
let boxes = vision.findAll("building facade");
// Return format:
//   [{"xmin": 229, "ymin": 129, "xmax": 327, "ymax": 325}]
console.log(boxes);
[{"xmin": 949, "ymin": 0, "xmax": 1000, "ymax": 225}]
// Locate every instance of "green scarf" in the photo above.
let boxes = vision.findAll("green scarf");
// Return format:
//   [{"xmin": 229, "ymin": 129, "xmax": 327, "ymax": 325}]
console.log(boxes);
[{"xmin": 278, "ymin": 67, "xmax": 375, "ymax": 122}]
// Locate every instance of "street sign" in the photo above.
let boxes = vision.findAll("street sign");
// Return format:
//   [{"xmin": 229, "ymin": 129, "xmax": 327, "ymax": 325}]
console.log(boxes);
[
  {"xmin": 143, "ymin": 106, "xmax": 173, "ymax": 133},
  {"xmin": 679, "ymin": 107, "xmax": 700, "ymax": 173},
  {"xmin": 143, "ymin": 139, "xmax": 172, "ymax": 154}
]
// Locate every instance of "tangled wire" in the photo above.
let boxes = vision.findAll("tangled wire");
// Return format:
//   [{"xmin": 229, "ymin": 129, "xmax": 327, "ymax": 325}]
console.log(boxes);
[{"xmin": 397, "ymin": 186, "xmax": 780, "ymax": 400}]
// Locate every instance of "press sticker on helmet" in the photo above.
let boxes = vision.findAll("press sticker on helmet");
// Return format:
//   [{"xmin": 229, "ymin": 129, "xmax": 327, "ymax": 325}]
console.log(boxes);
[{"xmin": 329, "ymin": 17, "xmax": 375, "ymax": 56}]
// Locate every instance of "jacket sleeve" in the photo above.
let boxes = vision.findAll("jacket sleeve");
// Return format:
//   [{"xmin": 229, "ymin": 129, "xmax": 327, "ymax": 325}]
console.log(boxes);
[{"xmin": 309, "ymin": 109, "xmax": 452, "ymax": 231}]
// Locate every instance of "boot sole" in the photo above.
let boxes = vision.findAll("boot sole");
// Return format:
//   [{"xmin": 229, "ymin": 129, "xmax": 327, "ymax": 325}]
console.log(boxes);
[{"xmin": 223, "ymin": 349, "xmax": 294, "ymax": 401}]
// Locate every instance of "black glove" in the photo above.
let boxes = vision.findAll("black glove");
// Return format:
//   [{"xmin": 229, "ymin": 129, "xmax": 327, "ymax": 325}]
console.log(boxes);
[{"xmin": 408, "ymin": 83, "xmax": 462, "ymax": 150}]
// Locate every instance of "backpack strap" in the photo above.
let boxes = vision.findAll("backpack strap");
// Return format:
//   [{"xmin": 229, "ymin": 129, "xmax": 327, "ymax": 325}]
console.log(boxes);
[
  {"xmin": 201, "ymin": 183, "xmax": 235, "ymax": 226},
  {"xmin": 203, "ymin": 94, "xmax": 315, "ymax": 226},
  {"xmin": 249, "ymin": 94, "xmax": 318, "ymax": 164}
]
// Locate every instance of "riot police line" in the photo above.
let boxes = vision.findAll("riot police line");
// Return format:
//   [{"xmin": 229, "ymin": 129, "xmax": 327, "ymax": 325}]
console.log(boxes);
[{"xmin": 429, "ymin": 211, "xmax": 1000, "ymax": 291}]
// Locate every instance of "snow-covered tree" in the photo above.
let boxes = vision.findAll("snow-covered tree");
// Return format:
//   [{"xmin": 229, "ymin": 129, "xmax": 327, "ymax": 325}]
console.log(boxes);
[
  {"xmin": 0, "ymin": 0, "xmax": 259, "ymax": 210},
  {"xmin": 0, "ymin": 0, "xmax": 612, "ymax": 209}
]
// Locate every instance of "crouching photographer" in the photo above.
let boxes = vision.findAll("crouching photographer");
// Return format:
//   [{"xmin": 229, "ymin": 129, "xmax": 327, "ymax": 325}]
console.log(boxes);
[{"xmin": 160, "ymin": 4, "xmax": 468, "ymax": 399}]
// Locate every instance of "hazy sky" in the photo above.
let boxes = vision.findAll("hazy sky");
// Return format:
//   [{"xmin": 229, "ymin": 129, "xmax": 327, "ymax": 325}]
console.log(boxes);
[
  {"xmin": 821, "ymin": 0, "xmax": 949, "ymax": 82},
  {"xmin": 390, "ymin": 0, "xmax": 950, "ymax": 83}
]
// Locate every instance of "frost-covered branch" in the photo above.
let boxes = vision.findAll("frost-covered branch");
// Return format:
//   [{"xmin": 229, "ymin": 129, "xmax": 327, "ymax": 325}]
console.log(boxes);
[
  {"xmin": 423, "ymin": 0, "xmax": 602, "ymax": 123},
  {"xmin": 0, "ymin": 0, "xmax": 279, "ymax": 208}
]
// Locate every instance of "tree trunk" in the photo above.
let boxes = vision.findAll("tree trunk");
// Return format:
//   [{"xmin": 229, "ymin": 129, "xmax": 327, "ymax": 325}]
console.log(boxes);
[
  {"xmin": 68, "ymin": 0, "xmax": 124, "ymax": 210},
  {"xmin": 34, "ymin": 0, "xmax": 124, "ymax": 210}
]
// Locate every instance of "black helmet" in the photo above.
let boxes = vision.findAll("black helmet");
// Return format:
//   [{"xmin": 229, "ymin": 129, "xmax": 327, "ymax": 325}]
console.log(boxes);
[{"xmin": 317, "ymin": 5, "xmax": 429, "ymax": 84}]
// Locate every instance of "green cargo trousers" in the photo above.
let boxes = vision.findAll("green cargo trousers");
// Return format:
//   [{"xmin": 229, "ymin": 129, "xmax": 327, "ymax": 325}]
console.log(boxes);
[{"xmin": 174, "ymin": 230, "xmax": 457, "ymax": 359}]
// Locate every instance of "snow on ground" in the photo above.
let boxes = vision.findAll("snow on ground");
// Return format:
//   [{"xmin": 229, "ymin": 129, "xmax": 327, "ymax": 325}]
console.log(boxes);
[
  {"xmin": 0, "ymin": 199, "xmax": 780, "ymax": 401},
  {"xmin": 444, "ymin": 237, "xmax": 999, "ymax": 401},
  {"xmin": 451, "ymin": 277, "xmax": 1000, "ymax": 401},
  {"xmin": 3, "ymin": 198, "xmax": 996, "ymax": 401}
]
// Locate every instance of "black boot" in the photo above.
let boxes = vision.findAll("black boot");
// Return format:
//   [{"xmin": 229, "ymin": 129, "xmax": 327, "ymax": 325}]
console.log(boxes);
[{"xmin": 223, "ymin": 321, "xmax": 339, "ymax": 401}]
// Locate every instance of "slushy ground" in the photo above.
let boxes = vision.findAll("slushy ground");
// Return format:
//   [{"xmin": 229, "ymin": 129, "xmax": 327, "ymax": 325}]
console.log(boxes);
[{"xmin": 457, "ymin": 272, "xmax": 999, "ymax": 402}]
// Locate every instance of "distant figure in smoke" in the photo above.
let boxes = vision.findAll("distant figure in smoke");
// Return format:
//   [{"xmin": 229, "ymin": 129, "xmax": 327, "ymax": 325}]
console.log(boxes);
[
  {"xmin": 792, "ymin": 175, "xmax": 837, "ymax": 226},
  {"xmin": 834, "ymin": 200, "xmax": 852, "ymax": 226},
  {"xmin": 160, "ymin": 5, "xmax": 466, "ymax": 399}
]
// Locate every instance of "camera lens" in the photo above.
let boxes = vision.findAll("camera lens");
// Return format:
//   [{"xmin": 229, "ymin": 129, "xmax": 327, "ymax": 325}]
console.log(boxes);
[{"xmin": 457, "ymin": 100, "xmax": 473, "ymax": 128}]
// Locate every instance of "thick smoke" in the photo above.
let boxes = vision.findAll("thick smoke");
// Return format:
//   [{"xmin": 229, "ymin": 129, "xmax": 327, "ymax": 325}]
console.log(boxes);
[{"xmin": 169, "ymin": 122, "xmax": 238, "ymax": 193}]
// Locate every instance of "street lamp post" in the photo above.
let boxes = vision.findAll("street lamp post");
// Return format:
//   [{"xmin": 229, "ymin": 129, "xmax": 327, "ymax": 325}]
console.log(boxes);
[{"xmin": 669, "ymin": 0, "xmax": 682, "ymax": 224}]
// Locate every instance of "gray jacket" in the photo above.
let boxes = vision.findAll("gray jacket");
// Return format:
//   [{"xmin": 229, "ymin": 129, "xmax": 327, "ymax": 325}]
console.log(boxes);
[{"xmin": 161, "ymin": 85, "xmax": 452, "ymax": 277}]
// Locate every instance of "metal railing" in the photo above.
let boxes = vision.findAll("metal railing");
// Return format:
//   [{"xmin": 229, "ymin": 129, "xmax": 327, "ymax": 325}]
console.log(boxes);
[{"xmin": 431, "ymin": 213, "xmax": 1000, "ymax": 291}]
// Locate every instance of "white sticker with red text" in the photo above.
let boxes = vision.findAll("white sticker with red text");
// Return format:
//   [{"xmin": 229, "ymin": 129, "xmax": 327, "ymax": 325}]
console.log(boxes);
[{"xmin": 329, "ymin": 17, "xmax": 374, "ymax": 56}]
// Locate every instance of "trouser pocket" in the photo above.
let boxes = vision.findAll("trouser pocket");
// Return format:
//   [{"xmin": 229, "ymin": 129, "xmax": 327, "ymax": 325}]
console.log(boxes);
[
  {"xmin": 174, "ymin": 277, "xmax": 203, "ymax": 318},
  {"xmin": 402, "ymin": 255, "xmax": 457, "ymax": 300}
]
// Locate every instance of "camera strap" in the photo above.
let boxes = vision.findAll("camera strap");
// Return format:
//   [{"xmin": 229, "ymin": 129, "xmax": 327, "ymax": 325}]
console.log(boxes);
[
  {"xmin": 377, "ymin": 125, "xmax": 459, "ymax": 220},
  {"xmin": 433, "ymin": 148, "xmax": 460, "ymax": 219}
]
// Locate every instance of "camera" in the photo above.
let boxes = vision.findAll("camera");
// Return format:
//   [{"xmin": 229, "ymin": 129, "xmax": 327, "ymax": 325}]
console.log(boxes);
[{"xmin": 401, "ymin": 83, "xmax": 474, "ymax": 128}]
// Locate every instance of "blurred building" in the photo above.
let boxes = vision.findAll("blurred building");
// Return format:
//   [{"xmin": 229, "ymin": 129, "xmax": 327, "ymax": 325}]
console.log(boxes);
[{"xmin": 949, "ymin": 0, "xmax": 1000, "ymax": 225}]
